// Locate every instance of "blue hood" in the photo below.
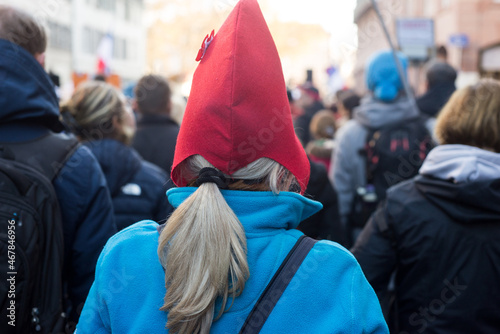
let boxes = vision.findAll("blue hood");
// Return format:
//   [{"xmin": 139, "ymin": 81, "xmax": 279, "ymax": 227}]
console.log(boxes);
[{"xmin": 0, "ymin": 39, "xmax": 63, "ymax": 132}]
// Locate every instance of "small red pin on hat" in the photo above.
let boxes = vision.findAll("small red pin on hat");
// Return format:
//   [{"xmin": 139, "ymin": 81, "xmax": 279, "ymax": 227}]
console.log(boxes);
[{"xmin": 195, "ymin": 30, "xmax": 215, "ymax": 62}]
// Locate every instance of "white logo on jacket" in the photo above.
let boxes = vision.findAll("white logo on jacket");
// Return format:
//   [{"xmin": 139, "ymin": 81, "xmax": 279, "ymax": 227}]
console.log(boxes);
[{"xmin": 121, "ymin": 183, "xmax": 142, "ymax": 196}]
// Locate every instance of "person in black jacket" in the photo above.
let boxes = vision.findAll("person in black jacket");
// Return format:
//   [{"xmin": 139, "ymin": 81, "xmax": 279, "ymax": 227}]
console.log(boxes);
[
  {"xmin": 294, "ymin": 83, "xmax": 324, "ymax": 147},
  {"xmin": 352, "ymin": 79, "xmax": 500, "ymax": 333},
  {"xmin": 0, "ymin": 6, "xmax": 116, "ymax": 321},
  {"xmin": 298, "ymin": 158, "xmax": 344, "ymax": 245},
  {"xmin": 416, "ymin": 61, "xmax": 457, "ymax": 118},
  {"xmin": 62, "ymin": 81, "xmax": 172, "ymax": 230},
  {"xmin": 132, "ymin": 75, "xmax": 180, "ymax": 174}
]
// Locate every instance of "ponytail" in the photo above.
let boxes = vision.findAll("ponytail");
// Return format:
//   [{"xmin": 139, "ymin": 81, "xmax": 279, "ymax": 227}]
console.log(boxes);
[
  {"xmin": 157, "ymin": 155, "xmax": 298, "ymax": 333},
  {"xmin": 158, "ymin": 182, "xmax": 248, "ymax": 333}
]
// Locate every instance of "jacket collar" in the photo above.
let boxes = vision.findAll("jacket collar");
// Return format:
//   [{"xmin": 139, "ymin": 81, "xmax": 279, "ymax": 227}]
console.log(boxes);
[
  {"xmin": 167, "ymin": 187, "xmax": 322, "ymax": 236},
  {"xmin": 137, "ymin": 113, "xmax": 178, "ymax": 126},
  {"xmin": 0, "ymin": 123, "xmax": 51, "ymax": 142}
]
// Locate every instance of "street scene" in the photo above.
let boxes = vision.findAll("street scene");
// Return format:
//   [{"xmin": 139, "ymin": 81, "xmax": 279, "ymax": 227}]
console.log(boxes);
[{"xmin": 1, "ymin": 0, "xmax": 500, "ymax": 333}]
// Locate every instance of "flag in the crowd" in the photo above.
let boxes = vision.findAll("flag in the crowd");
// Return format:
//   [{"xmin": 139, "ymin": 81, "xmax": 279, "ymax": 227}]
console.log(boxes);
[
  {"xmin": 96, "ymin": 33, "xmax": 114, "ymax": 75},
  {"xmin": 326, "ymin": 65, "xmax": 344, "ymax": 95}
]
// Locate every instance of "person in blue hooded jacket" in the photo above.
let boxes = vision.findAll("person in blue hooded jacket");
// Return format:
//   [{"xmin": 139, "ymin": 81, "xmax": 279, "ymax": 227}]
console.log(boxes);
[
  {"xmin": 0, "ymin": 5, "xmax": 116, "ymax": 321},
  {"xmin": 61, "ymin": 81, "xmax": 172, "ymax": 231},
  {"xmin": 76, "ymin": 0, "xmax": 387, "ymax": 333}
]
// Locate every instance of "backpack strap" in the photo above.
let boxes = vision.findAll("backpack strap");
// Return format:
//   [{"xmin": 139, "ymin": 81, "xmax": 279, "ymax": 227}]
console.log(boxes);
[
  {"xmin": 239, "ymin": 235, "xmax": 317, "ymax": 334},
  {"xmin": 363, "ymin": 128, "xmax": 380, "ymax": 185},
  {"xmin": 0, "ymin": 132, "xmax": 79, "ymax": 181},
  {"xmin": 373, "ymin": 202, "xmax": 398, "ymax": 249},
  {"xmin": 361, "ymin": 116, "xmax": 421, "ymax": 186}
]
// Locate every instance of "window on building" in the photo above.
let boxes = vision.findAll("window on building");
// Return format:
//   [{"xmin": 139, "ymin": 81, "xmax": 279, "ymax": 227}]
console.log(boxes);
[
  {"xmin": 83, "ymin": 27, "xmax": 129, "ymax": 60},
  {"xmin": 128, "ymin": 41, "xmax": 138, "ymax": 60},
  {"xmin": 47, "ymin": 21, "xmax": 72, "ymax": 51},
  {"xmin": 113, "ymin": 38, "xmax": 127, "ymax": 60},
  {"xmin": 83, "ymin": 27, "xmax": 104, "ymax": 54},
  {"xmin": 423, "ymin": 0, "xmax": 433, "ymax": 16},
  {"xmin": 441, "ymin": 0, "xmax": 451, "ymax": 8},
  {"xmin": 96, "ymin": 0, "xmax": 116, "ymax": 11},
  {"xmin": 124, "ymin": 0, "xmax": 131, "ymax": 21}
]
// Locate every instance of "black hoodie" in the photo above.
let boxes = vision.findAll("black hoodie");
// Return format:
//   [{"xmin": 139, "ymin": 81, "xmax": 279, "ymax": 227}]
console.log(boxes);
[
  {"xmin": 416, "ymin": 82, "xmax": 456, "ymax": 117},
  {"xmin": 0, "ymin": 38, "xmax": 116, "ymax": 317},
  {"xmin": 352, "ymin": 145, "xmax": 500, "ymax": 333}
]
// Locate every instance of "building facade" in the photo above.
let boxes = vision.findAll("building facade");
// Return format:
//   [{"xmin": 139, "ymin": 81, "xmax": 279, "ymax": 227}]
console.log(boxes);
[
  {"xmin": 354, "ymin": 0, "xmax": 500, "ymax": 92},
  {"xmin": 146, "ymin": 0, "xmax": 331, "ymax": 96},
  {"xmin": 2, "ymin": 0, "xmax": 147, "ymax": 93}
]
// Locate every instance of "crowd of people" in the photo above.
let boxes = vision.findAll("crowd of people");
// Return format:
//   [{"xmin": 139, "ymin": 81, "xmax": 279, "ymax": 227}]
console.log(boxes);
[{"xmin": 1, "ymin": 0, "xmax": 499, "ymax": 333}]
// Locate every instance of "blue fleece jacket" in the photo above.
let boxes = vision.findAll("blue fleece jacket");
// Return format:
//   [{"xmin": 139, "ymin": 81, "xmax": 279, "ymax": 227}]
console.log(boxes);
[{"xmin": 76, "ymin": 188, "xmax": 388, "ymax": 333}]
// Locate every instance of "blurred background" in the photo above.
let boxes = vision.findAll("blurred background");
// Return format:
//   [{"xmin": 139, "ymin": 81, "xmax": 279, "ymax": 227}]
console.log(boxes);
[{"xmin": 4, "ymin": 0, "xmax": 500, "ymax": 102}]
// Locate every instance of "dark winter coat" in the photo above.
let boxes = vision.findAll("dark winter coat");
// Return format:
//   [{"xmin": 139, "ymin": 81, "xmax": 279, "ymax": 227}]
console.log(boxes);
[
  {"xmin": 0, "ymin": 39, "xmax": 116, "ymax": 316},
  {"xmin": 294, "ymin": 100, "xmax": 324, "ymax": 146},
  {"xmin": 132, "ymin": 113, "xmax": 179, "ymax": 174},
  {"xmin": 84, "ymin": 139, "xmax": 173, "ymax": 230},
  {"xmin": 298, "ymin": 159, "xmax": 343, "ymax": 244},
  {"xmin": 352, "ymin": 145, "xmax": 500, "ymax": 333},
  {"xmin": 416, "ymin": 82, "xmax": 456, "ymax": 117}
]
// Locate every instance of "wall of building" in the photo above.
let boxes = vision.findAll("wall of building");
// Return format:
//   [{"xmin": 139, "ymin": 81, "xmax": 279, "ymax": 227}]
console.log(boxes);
[
  {"xmin": 354, "ymin": 0, "xmax": 404, "ymax": 92},
  {"xmin": 1, "ymin": 0, "xmax": 146, "ymax": 95},
  {"xmin": 353, "ymin": 0, "xmax": 500, "ymax": 93},
  {"xmin": 146, "ymin": 0, "xmax": 331, "ymax": 96}
]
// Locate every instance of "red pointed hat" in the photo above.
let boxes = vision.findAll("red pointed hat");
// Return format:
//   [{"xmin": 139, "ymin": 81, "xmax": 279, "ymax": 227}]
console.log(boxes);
[{"xmin": 171, "ymin": 0, "xmax": 310, "ymax": 193}]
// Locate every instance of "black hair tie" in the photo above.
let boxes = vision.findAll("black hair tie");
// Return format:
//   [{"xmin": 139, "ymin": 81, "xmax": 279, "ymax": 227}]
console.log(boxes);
[
  {"xmin": 195, "ymin": 167, "xmax": 229, "ymax": 189},
  {"xmin": 60, "ymin": 108, "xmax": 84, "ymax": 136}
]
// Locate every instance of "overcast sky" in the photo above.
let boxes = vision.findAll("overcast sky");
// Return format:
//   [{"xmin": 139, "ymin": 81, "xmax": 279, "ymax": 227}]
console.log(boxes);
[{"xmin": 265, "ymin": 0, "xmax": 358, "ymax": 72}]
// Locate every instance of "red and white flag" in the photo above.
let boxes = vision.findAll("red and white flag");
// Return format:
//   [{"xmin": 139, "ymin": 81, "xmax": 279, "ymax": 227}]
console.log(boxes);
[{"xmin": 96, "ymin": 33, "xmax": 113, "ymax": 75}]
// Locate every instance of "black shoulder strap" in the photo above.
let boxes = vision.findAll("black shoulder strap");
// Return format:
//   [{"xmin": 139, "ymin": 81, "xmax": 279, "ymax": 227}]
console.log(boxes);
[
  {"xmin": 0, "ymin": 132, "xmax": 79, "ymax": 181},
  {"xmin": 363, "ymin": 128, "xmax": 380, "ymax": 185},
  {"xmin": 239, "ymin": 235, "xmax": 317, "ymax": 334},
  {"xmin": 373, "ymin": 202, "xmax": 397, "ymax": 249}
]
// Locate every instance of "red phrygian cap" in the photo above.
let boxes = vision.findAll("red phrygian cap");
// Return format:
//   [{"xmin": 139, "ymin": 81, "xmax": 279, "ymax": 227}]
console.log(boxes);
[{"xmin": 171, "ymin": 0, "xmax": 310, "ymax": 193}]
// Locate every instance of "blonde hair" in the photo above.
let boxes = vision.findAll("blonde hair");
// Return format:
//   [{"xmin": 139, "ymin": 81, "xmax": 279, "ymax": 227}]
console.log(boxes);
[
  {"xmin": 158, "ymin": 155, "xmax": 297, "ymax": 333},
  {"xmin": 435, "ymin": 79, "xmax": 500, "ymax": 153},
  {"xmin": 61, "ymin": 81, "xmax": 133, "ymax": 144}
]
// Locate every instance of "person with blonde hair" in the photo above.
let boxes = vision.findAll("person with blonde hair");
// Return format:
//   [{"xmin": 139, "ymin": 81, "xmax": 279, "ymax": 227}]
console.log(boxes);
[
  {"xmin": 62, "ymin": 81, "xmax": 171, "ymax": 230},
  {"xmin": 76, "ymin": 1, "xmax": 387, "ymax": 333},
  {"xmin": 352, "ymin": 78, "xmax": 500, "ymax": 333}
]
